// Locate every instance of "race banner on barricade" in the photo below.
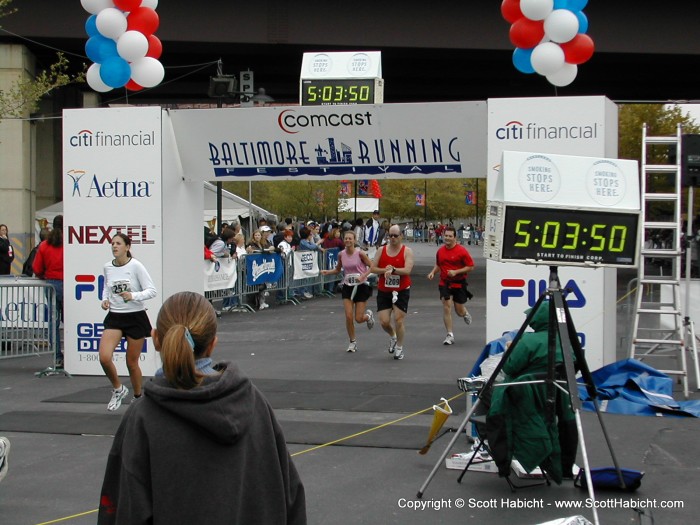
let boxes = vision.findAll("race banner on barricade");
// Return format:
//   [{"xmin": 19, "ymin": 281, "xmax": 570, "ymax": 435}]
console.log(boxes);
[
  {"xmin": 325, "ymin": 248, "xmax": 340, "ymax": 271},
  {"xmin": 245, "ymin": 253, "xmax": 284, "ymax": 285},
  {"xmin": 293, "ymin": 251, "xmax": 320, "ymax": 280},
  {"xmin": 203, "ymin": 258, "xmax": 237, "ymax": 292}
]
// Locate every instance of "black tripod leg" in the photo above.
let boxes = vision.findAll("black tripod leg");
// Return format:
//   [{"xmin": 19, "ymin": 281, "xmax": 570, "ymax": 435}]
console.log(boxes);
[{"xmin": 559, "ymin": 292, "xmax": 627, "ymax": 489}]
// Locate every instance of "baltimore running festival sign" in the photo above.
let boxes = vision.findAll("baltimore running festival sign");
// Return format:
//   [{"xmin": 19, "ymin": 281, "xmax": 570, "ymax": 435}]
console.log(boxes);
[{"xmin": 168, "ymin": 102, "xmax": 487, "ymax": 181}]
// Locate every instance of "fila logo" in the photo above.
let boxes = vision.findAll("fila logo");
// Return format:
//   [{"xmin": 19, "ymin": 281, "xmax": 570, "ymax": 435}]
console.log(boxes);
[
  {"xmin": 500, "ymin": 279, "xmax": 586, "ymax": 308},
  {"xmin": 75, "ymin": 274, "xmax": 105, "ymax": 300}
]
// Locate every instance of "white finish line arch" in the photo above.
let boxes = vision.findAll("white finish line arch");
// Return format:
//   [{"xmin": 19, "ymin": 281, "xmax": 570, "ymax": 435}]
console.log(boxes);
[
  {"xmin": 62, "ymin": 102, "xmax": 487, "ymax": 375},
  {"xmin": 62, "ymin": 98, "xmax": 620, "ymax": 375}
]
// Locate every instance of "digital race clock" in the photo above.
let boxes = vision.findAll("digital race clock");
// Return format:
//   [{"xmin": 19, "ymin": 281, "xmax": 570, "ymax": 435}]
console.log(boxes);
[
  {"xmin": 485, "ymin": 203, "xmax": 640, "ymax": 267},
  {"xmin": 300, "ymin": 78, "xmax": 383, "ymax": 106}
]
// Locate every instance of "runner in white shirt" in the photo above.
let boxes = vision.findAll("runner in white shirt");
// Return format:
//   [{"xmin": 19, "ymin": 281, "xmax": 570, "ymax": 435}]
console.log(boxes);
[{"xmin": 98, "ymin": 233, "xmax": 157, "ymax": 411}]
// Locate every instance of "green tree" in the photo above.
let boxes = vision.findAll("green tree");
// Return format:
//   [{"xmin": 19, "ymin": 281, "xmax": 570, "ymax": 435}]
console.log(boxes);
[
  {"xmin": 0, "ymin": 0, "xmax": 82, "ymax": 120},
  {"xmin": 618, "ymin": 104, "xmax": 700, "ymax": 163}
]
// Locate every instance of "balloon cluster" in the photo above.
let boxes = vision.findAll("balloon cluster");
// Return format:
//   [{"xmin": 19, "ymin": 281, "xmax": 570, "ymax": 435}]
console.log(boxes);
[
  {"xmin": 502, "ymin": 0, "xmax": 594, "ymax": 87},
  {"xmin": 82, "ymin": 0, "xmax": 164, "ymax": 93}
]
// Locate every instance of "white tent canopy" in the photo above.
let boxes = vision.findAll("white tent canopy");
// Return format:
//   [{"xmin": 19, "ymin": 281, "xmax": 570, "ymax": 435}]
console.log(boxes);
[{"xmin": 202, "ymin": 182, "xmax": 277, "ymax": 225}]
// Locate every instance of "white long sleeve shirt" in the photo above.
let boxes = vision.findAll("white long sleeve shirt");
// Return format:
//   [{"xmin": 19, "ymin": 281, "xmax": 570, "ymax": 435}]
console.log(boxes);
[{"xmin": 102, "ymin": 258, "xmax": 157, "ymax": 313}]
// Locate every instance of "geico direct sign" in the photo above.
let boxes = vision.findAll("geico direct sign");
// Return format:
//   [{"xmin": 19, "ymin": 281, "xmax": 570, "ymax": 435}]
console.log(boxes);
[
  {"xmin": 68, "ymin": 225, "xmax": 156, "ymax": 245},
  {"xmin": 77, "ymin": 322, "xmax": 149, "ymax": 353},
  {"xmin": 67, "ymin": 171, "xmax": 153, "ymax": 198}
]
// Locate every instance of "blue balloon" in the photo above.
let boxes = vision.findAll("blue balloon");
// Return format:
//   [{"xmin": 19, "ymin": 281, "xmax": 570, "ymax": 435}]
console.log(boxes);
[
  {"xmin": 513, "ymin": 47, "xmax": 536, "ymax": 75},
  {"xmin": 100, "ymin": 56, "xmax": 131, "ymax": 88},
  {"xmin": 568, "ymin": 0, "xmax": 588, "ymax": 10},
  {"xmin": 85, "ymin": 15, "xmax": 99, "ymax": 38},
  {"xmin": 553, "ymin": 0, "xmax": 569, "ymax": 9},
  {"xmin": 85, "ymin": 35, "xmax": 118, "ymax": 64},
  {"xmin": 575, "ymin": 11, "xmax": 589, "ymax": 33}
]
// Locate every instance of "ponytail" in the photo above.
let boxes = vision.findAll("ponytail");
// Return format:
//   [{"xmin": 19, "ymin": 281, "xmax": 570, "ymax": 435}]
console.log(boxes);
[
  {"xmin": 160, "ymin": 324, "xmax": 202, "ymax": 390},
  {"xmin": 155, "ymin": 291, "xmax": 218, "ymax": 390}
]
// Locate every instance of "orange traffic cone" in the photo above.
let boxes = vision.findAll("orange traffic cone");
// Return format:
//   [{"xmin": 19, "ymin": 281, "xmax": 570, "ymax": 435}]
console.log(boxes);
[{"xmin": 418, "ymin": 398, "xmax": 452, "ymax": 455}]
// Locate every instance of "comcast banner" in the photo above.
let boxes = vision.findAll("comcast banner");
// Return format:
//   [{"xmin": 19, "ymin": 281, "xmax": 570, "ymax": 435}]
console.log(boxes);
[
  {"xmin": 63, "ymin": 107, "xmax": 163, "ymax": 376},
  {"xmin": 168, "ymin": 102, "xmax": 487, "ymax": 181}
]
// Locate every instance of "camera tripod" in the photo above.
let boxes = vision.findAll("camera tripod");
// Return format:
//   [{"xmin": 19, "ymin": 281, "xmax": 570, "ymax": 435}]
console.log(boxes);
[{"xmin": 417, "ymin": 266, "xmax": 626, "ymax": 525}]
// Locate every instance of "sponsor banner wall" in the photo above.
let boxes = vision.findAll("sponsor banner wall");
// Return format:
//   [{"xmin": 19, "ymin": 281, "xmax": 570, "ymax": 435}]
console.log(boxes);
[
  {"xmin": 293, "ymin": 251, "xmax": 321, "ymax": 280},
  {"xmin": 63, "ymin": 107, "xmax": 163, "ymax": 376},
  {"xmin": 168, "ymin": 102, "xmax": 487, "ymax": 181},
  {"xmin": 486, "ymin": 97, "xmax": 619, "ymax": 369},
  {"xmin": 204, "ymin": 259, "xmax": 237, "ymax": 292},
  {"xmin": 245, "ymin": 253, "xmax": 284, "ymax": 285}
]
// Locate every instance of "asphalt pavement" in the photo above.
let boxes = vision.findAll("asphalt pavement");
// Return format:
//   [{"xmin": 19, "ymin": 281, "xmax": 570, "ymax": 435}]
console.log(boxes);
[{"xmin": 1, "ymin": 242, "xmax": 699, "ymax": 525}]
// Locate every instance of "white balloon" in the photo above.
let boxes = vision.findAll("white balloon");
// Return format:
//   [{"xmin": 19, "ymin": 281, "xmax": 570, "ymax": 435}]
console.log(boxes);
[
  {"xmin": 81, "ymin": 0, "xmax": 115, "ymax": 15},
  {"xmin": 544, "ymin": 9, "xmax": 580, "ymax": 43},
  {"xmin": 117, "ymin": 31, "xmax": 149, "ymax": 62},
  {"xmin": 520, "ymin": 0, "xmax": 553, "ymax": 21},
  {"xmin": 531, "ymin": 42, "xmax": 565, "ymax": 76},
  {"xmin": 86, "ymin": 63, "xmax": 113, "ymax": 92},
  {"xmin": 96, "ymin": 8, "xmax": 127, "ymax": 40},
  {"xmin": 141, "ymin": 0, "xmax": 159, "ymax": 8},
  {"xmin": 130, "ymin": 57, "xmax": 165, "ymax": 88},
  {"xmin": 546, "ymin": 63, "xmax": 578, "ymax": 87}
]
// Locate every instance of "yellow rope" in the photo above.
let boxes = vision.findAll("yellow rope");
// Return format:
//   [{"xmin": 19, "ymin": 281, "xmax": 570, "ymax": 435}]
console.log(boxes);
[
  {"xmin": 291, "ymin": 391, "xmax": 465, "ymax": 457},
  {"xmin": 35, "ymin": 509, "xmax": 97, "ymax": 525}
]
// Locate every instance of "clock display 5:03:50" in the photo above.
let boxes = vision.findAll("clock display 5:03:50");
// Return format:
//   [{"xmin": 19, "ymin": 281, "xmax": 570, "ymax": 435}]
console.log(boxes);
[
  {"xmin": 301, "ymin": 79, "xmax": 375, "ymax": 105},
  {"xmin": 501, "ymin": 206, "xmax": 639, "ymax": 263}
]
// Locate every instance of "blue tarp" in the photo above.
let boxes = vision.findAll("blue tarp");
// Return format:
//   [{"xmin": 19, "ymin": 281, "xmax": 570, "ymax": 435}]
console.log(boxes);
[
  {"xmin": 467, "ymin": 334, "xmax": 700, "ymax": 418},
  {"xmin": 577, "ymin": 358, "xmax": 700, "ymax": 417}
]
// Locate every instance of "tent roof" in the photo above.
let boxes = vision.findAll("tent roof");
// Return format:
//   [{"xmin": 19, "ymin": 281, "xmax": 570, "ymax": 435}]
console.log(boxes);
[{"xmin": 202, "ymin": 182, "xmax": 277, "ymax": 222}]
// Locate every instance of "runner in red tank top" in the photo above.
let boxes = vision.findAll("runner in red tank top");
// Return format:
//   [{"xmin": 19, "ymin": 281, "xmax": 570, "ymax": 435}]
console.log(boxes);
[
  {"xmin": 370, "ymin": 224, "xmax": 414, "ymax": 360},
  {"xmin": 427, "ymin": 226, "xmax": 474, "ymax": 346}
]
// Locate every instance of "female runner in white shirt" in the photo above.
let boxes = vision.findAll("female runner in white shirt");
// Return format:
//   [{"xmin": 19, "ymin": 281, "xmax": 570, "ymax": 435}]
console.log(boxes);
[{"xmin": 98, "ymin": 233, "xmax": 157, "ymax": 411}]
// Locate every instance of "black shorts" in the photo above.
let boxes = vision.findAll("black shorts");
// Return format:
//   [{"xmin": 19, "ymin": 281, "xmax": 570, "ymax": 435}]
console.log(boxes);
[
  {"xmin": 103, "ymin": 310, "xmax": 152, "ymax": 340},
  {"xmin": 439, "ymin": 283, "xmax": 471, "ymax": 304},
  {"xmin": 377, "ymin": 288, "xmax": 411, "ymax": 313},
  {"xmin": 341, "ymin": 283, "xmax": 373, "ymax": 303}
]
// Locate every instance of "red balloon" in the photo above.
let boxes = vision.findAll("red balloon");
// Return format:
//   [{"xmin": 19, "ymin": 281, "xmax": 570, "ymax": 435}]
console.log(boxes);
[
  {"xmin": 501, "ymin": 0, "xmax": 523, "ymax": 24},
  {"xmin": 146, "ymin": 34, "xmax": 162, "ymax": 59},
  {"xmin": 127, "ymin": 7, "xmax": 159, "ymax": 35},
  {"xmin": 561, "ymin": 34, "xmax": 595, "ymax": 65},
  {"xmin": 125, "ymin": 79, "xmax": 144, "ymax": 91},
  {"xmin": 509, "ymin": 18, "xmax": 544, "ymax": 49},
  {"xmin": 114, "ymin": 0, "xmax": 142, "ymax": 11}
]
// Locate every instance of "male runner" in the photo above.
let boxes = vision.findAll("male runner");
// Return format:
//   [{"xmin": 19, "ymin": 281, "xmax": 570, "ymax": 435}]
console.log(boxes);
[
  {"xmin": 371, "ymin": 224, "xmax": 414, "ymax": 360},
  {"xmin": 427, "ymin": 226, "xmax": 474, "ymax": 345}
]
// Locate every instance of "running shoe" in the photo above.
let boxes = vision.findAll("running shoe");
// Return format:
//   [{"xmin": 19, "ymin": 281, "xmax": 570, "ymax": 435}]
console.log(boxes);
[
  {"xmin": 347, "ymin": 341, "xmax": 358, "ymax": 353},
  {"xmin": 394, "ymin": 346, "xmax": 404, "ymax": 360},
  {"xmin": 463, "ymin": 312, "xmax": 473, "ymax": 325},
  {"xmin": 303, "ymin": 291, "xmax": 313, "ymax": 299},
  {"xmin": 107, "ymin": 385, "xmax": 129, "ymax": 411},
  {"xmin": 366, "ymin": 309, "xmax": 375, "ymax": 330},
  {"xmin": 259, "ymin": 302, "xmax": 270, "ymax": 310},
  {"xmin": 0, "ymin": 436, "xmax": 10, "ymax": 483},
  {"xmin": 388, "ymin": 336, "xmax": 398, "ymax": 354},
  {"xmin": 443, "ymin": 333, "xmax": 455, "ymax": 345}
]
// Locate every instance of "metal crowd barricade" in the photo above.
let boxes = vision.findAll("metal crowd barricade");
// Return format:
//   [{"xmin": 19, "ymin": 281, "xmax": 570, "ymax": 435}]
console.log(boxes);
[
  {"xmin": 0, "ymin": 278, "xmax": 58, "ymax": 365},
  {"xmin": 209, "ymin": 251, "xmax": 342, "ymax": 313}
]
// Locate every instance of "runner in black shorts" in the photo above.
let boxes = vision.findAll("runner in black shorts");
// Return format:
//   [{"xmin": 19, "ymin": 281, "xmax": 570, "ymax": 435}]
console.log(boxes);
[
  {"xmin": 321, "ymin": 230, "xmax": 375, "ymax": 353},
  {"xmin": 98, "ymin": 233, "xmax": 157, "ymax": 411},
  {"xmin": 427, "ymin": 226, "xmax": 474, "ymax": 346},
  {"xmin": 370, "ymin": 225, "xmax": 414, "ymax": 360}
]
